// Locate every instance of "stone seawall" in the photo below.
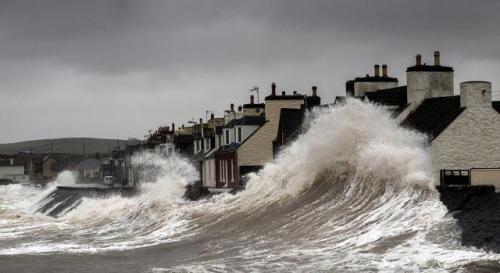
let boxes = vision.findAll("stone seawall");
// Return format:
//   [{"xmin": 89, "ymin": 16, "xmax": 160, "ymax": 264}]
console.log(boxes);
[{"xmin": 437, "ymin": 185, "xmax": 500, "ymax": 252}]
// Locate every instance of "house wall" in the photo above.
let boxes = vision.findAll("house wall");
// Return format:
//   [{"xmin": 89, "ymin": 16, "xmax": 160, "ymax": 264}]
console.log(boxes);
[
  {"xmin": 354, "ymin": 81, "xmax": 398, "ymax": 97},
  {"xmin": 407, "ymin": 71, "xmax": 454, "ymax": 105},
  {"xmin": 235, "ymin": 125, "xmax": 260, "ymax": 143},
  {"xmin": 264, "ymin": 99, "xmax": 304, "ymax": 124},
  {"xmin": 42, "ymin": 157, "xmax": 57, "ymax": 179},
  {"xmin": 215, "ymin": 152, "xmax": 237, "ymax": 188},
  {"xmin": 238, "ymin": 99, "xmax": 304, "ymax": 168},
  {"xmin": 243, "ymin": 107, "xmax": 264, "ymax": 116},
  {"xmin": 202, "ymin": 158, "xmax": 216, "ymax": 188},
  {"xmin": 471, "ymin": 169, "xmax": 500, "ymax": 188},
  {"xmin": 0, "ymin": 166, "xmax": 24, "ymax": 179},
  {"xmin": 430, "ymin": 103, "xmax": 500, "ymax": 184}
]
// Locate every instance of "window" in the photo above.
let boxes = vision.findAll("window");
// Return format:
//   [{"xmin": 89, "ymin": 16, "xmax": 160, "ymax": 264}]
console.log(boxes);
[
  {"xmin": 237, "ymin": 127, "xmax": 242, "ymax": 142},
  {"xmin": 225, "ymin": 130, "xmax": 230, "ymax": 144}
]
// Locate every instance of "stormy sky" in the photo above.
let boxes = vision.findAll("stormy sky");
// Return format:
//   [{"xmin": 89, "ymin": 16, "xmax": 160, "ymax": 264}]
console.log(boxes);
[{"xmin": 1, "ymin": 0, "xmax": 499, "ymax": 143}]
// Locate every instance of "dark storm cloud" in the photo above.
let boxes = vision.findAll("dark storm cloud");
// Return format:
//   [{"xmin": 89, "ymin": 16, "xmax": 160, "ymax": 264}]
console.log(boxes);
[{"xmin": 1, "ymin": 0, "xmax": 500, "ymax": 142}]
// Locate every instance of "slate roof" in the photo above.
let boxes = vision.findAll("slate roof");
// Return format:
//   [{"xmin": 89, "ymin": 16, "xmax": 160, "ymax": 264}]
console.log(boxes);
[
  {"xmin": 216, "ymin": 143, "xmax": 240, "ymax": 153},
  {"xmin": 305, "ymin": 95, "xmax": 321, "ymax": 108},
  {"xmin": 243, "ymin": 103, "xmax": 265, "ymax": 109},
  {"xmin": 406, "ymin": 65, "xmax": 454, "ymax": 72},
  {"xmin": 264, "ymin": 94, "xmax": 305, "ymax": 101},
  {"xmin": 401, "ymin": 96, "xmax": 465, "ymax": 140},
  {"xmin": 493, "ymin": 101, "xmax": 500, "ymax": 113},
  {"xmin": 225, "ymin": 114, "xmax": 265, "ymax": 128},
  {"xmin": 353, "ymin": 75, "xmax": 398, "ymax": 83},
  {"xmin": 334, "ymin": 96, "xmax": 346, "ymax": 104},
  {"xmin": 273, "ymin": 108, "xmax": 305, "ymax": 154},
  {"xmin": 365, "ymin": 86, "xmax": 407, "ymax": 107}
]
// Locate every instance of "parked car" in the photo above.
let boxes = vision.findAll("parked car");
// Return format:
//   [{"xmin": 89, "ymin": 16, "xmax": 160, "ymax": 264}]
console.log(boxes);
[{"xmin": 103, "ymin": 176, "xmax": 114, "ymax": 186}]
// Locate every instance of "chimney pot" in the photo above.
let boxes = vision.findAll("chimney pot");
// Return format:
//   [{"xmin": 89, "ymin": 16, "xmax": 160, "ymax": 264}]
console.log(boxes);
[
  {"xmin": 238, "ymin": 105, "xmax": 242, "ymax": 112},
  {"xmin": 230, "ymin": 103, "xmax": 234, "ymax": 112},
  {"xmin": 250, "ymin": 95, "xmax": 254, "ymax": 104},
  {"xmin": 434, "ymin": 51, "xmax": 440, "ymax": 66},
  {"xmin": 374, "ymin": 64, "xmax": 380, "ymax": 77},
  {"xmin": 281, "ymin": 91, "xmax": 286, "ymax": 96},
  {"xmin": 312, "ymin": 86, "xmax": 317, "ymax": 96},
  {"xmin": 271, "ymin": 82, "xmax": 276, "ymax": 96},
  {"xmin": 382, "ymin": 65, "xmax": 388, "ymax": 77},
  {"xmin": 210, "ymin": 113, "xmax": 214, "ymax": 119},
  {"xmin": 416, "ymin": 54, "xmax": 422, "ymax": 66}
]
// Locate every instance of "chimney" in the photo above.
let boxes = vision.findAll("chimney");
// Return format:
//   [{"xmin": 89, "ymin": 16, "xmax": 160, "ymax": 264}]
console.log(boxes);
[
  {"xmin": 293, "ymin": 91, "xmax": 297, "ymax": 95},
  {"xmin": 238, "ymin": 105, "xmax": 242, "ymax": 112},
  {"xmin": 182, "ymin": 124, "xmax": 185, "ymax": 130},
  {"xmin": 416, "ymin": 54, "xmax": 422, "ymax": 66},
  {"xmin": 382, "ymin": 65, "xmax": 388, "ymax": 77},
  {"xmin": 171, "ymin": 123, "xmax": 175, "ymax": 132},
  {"xmin": 281, "ymin": 91, "xmax": 286, "ymax": 96},
  {"xmin": 460, "ymin": 81, "xmax": 492, "ymax": 108},
  {"xmin": 374, "ymin": 64, "xmax": 380, "ymax": 77},
  {"xmin": 434, "ymin": 51, "xmax": 440, "ymax": 66},
  {"xmin": 9, "ymin": 158, "xmax": 13, "ymax": 166},
  {"xmin": 199, "ymin": 118, "xmax": 203, "ymax": 125},
  {"xmin": 230, "ymin": 103, "xmax": 234, "ymax": 112},
  {"xmin": 271, "ymin": 82, "xmax": 276, "ymax": 96},
  {"xmin": 210, "ymin": 113, "xmax": 215, "ymax": 120},
  {"xmin": 250, "ymin": 95, "xmax": 255, "ymax": 104}
]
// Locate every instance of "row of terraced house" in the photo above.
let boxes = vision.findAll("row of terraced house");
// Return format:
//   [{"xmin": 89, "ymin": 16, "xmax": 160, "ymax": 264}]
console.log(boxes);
[{"xmin": 143, "ymin": 51, "xmax": 500, "ymax": 191}]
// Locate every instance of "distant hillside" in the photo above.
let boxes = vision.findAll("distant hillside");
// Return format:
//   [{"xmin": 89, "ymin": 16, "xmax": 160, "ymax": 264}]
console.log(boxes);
[{"xmin": 0, "ymin": 138, "xmax": 141, "ymax": 155}]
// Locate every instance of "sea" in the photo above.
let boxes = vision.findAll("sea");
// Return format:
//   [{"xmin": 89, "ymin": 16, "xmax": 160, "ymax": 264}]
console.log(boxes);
[{"xmin": 1, "ymin": 100, "xmax": 499, "ymax": 273}]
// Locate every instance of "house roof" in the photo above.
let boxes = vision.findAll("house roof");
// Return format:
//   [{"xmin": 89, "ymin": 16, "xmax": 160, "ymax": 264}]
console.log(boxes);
[
  {"xmin": 264, "ymin": 94, "xmax": 305, "ymax": 101},
  {"xmin": 353, "ymin": 75, "xmax": 398, "ymax": 83},
  {"xmin": 225, "ymin": 114, "xmax": 265, "ymax": 128},
  {"xmin": 334, "ymin": 96, "xmax": 346, "ymax": 104},
  {"xmin": 274, "ymin": 108, "xmax": 305, "ymax": 146},
  {"xmin": 243, "ymin": 103, "xmax": 265, "ymax": 109},
  {"xmin": 406, "ymin": 65, "xmax": 454, "ymax": 72},
  {"xmin": 493, "ymin": 101, "xmax": 500, "ymax": 113},
  {"xmin": 74, "ymin": 158, "xmax": 102, "ymax": 170},
  {"xmin": 401, "ymin": 96, "xmax": 465, "ymax": 140},
  {"xmin": 365, "ymin": 86, "xmax": 407, "ymax": 107},
  {"xmin": 216, "ymin": 143, "xmax": 240, "ymax": 154}
]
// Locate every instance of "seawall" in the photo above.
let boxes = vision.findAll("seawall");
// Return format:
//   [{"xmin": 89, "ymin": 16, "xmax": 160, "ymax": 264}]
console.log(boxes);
[{"xmin": 437, "ymin": 185, "xmax": 500, "ymax": 252}]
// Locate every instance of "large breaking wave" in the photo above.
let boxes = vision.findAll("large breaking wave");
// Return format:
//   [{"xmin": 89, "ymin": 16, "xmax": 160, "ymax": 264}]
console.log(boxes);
[{"xmin": 0, "ymin": 100, "xmax": 498, "ymax": 272}]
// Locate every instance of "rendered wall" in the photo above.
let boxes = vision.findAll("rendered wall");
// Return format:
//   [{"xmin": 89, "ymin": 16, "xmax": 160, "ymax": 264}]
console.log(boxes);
[
  {"xmin": 238, "ymin": 98, "xmax": 304, "ymax": 167},
  {"xmin": 471, "ymin": 169, "xmax": 500, "ymax": 188},
  {"xmin": 430, "ymin": 104, "xmax": 500, "ymax": 184},
  {"xmin": 407, "ymin": 71, "xmax": 454, "ymax": 105}
]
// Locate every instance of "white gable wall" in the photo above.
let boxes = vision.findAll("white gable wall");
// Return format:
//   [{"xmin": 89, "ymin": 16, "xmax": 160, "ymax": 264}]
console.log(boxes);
[{"xmin": 430, "ymin": 103, "xmax": 500, "ymax": 184}]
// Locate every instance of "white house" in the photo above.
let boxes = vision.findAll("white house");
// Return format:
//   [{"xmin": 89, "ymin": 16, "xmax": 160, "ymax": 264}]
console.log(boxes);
[
  {"xmin": 0, "ymin": 158, "xmax": 28, "ymax": 184},
  {"xmin": 363, "ymin": 51, "xmax": 500, "ymax": 187}
]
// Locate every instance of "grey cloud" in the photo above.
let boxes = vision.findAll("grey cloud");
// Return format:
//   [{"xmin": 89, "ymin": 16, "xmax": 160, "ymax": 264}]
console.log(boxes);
[{"xmin": 0, "ymin": 0, "xmax": 499, "ymax": 142}]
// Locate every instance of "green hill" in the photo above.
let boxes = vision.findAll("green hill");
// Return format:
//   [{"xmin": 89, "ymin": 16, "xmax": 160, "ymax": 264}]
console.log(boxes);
[{"xmin": 0, "ymin": 138, "xmax": 141, "ymax": 155}]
